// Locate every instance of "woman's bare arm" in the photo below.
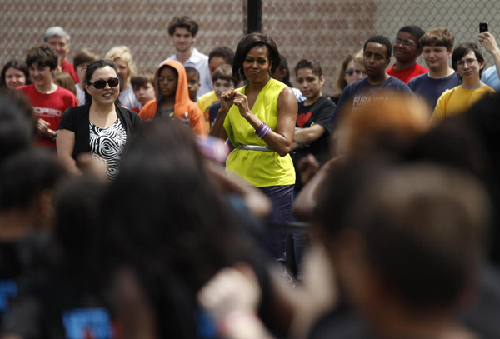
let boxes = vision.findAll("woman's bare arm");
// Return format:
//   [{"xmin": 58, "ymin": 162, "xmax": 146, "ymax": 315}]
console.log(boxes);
[{"xmin": 233, "ymin": 88, "xmax": 297, "ymax": 157}]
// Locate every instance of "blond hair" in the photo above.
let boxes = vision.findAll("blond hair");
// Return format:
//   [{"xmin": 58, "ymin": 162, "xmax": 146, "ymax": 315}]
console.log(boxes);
[{"xmin": 104, "ymin": 46, "xmax": 137, "ymax": 81}]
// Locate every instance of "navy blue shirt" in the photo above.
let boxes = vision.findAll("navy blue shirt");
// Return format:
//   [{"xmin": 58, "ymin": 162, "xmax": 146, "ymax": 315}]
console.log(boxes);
[
  {"xmin": 331, "ymin": 76, "xmax": 412, "ymax": 125},
  {"xmin": 408, "ymin": 72, "xmax": 462, "ymax": 110}
]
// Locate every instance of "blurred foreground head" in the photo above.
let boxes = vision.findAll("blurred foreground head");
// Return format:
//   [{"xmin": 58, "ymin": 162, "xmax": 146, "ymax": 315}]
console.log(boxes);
[
  {"xmin": 0, "ymin": 88, "xmax": 35, "ymax": 163},
  {"xmin": 335, "ymin": 92, "xmax": 430, "ymax": 157},
  {"xmin": 102, "ymin": 119, "xmax": 243, "ymax": 283},
  {"xmin": 316, "ymin": 159, "xmax": 488, "ymax": 319}
]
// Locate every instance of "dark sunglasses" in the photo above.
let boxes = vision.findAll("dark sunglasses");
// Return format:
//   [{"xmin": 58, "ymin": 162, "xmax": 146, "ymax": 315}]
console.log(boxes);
[
  {"xmin": 346, "ymin": 69, "xmax": 365, "ymax": 76},
  {"xmin": 88, "ymin": 77, "xmax": 119, "ymax": 89}
]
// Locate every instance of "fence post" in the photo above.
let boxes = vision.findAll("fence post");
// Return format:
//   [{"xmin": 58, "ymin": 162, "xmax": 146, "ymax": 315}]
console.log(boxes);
[{"xmin": 246, "ymin": 0, "xmax": 262, "ymax": 34}]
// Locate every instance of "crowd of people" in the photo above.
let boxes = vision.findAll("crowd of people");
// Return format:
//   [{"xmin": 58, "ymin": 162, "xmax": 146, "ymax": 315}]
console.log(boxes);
[{"xmin": 1, "ymin": 15, "xmax": 500, "ymax": 339}]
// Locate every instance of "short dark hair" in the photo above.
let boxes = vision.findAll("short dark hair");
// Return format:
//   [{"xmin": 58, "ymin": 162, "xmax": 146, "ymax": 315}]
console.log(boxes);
[
  {"xmin": 84, "ymin": 60, "xmax": 118, "ymax": 104},
  {"xmin": 131, "ymin": 72, "xmax": 154, "ymax": 89},
  {"xmin": 184, "ymin": 66, "xmax": 199, "ymax": 79},
  {"xmin": 452, "ymin": 42, "xmax": 485, "ymax": 77},
  {"xmin": 73, "ymin": 49, "xmax": 100, "ymax": 69},
  {"xmin": 26, "ymin": 44, "xmax": 57, "ymax": 70},
  {"xmin": 398, "ymin": 25, "xmax": 426, "ymax": 48},
  {"xmin": 0, "ymin": 90, "xmax": 34, "ymax": 163},
  {"xmin": 420, "ymin": 27, "xmax": 454, "ymax": 49},
  {"xmin": 208, "ymin": 47, "xmax": 234, "ymax": 65},
  {"xmin": 168, "ymin": 16, "xmax": 198, "ymax": 37},
  {"xmin": 1, "ymin": 60, "xmax": 31, "ymax": 87},
  {"xmin": 232, "ymin": 32, "xmax": 281, "ymax": 81},
  {"xmin": 364, "ymin": 36, "xmax": 392, "ymax": 59},
  {"xmin": 294, "ymin": 59, "xmax": 323, "ymax": 78},
  {"xmin": 0, "ymin": 150, "xmax": 65, "ymax": 212}
]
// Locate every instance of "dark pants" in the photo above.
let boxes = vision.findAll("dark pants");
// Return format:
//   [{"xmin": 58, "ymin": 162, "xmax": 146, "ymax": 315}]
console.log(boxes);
[{"xmin": 259, "ymin": 185, "xmax": 294, "ymax": 262}]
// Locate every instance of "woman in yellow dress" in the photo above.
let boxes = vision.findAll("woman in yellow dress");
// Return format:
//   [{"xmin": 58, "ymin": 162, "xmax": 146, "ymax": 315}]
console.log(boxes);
[{"xmin": 210, "ymin": 32, "xmax": 297, "ymax": 262}]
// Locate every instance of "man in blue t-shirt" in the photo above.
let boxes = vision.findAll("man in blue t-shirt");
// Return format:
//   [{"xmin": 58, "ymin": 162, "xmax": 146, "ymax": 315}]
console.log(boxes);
[
  {"xmin": 332, "ymin": 36, "xmax": 412, "ymax": 125},
  {"xmin": 408, "ymin": 27, "xmax": 461, "ymax": 110}
]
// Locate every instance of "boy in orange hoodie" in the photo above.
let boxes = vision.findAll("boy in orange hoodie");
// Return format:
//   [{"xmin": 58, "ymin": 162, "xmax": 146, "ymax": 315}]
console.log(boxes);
[{"xmin": 139, "ymin": 60, "xmax": 206, "ymax": 136}]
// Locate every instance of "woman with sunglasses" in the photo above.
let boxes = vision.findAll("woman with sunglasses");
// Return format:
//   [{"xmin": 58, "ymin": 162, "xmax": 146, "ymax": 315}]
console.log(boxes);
[
  {"xmin": 331, "ymin": 51, "xmax": 366, "ymax": 104},
  {"xmin": 57, "ymin": 60, "xmax": 142, "ymax": 180}
]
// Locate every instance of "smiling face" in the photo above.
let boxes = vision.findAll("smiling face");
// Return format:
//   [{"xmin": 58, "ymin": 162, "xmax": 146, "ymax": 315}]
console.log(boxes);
[
  {"xmin": 85, "ymin": 66, "xmax": 120, "ymax": 105},
  {"xmin": 172, "ymin": 27, "xmax": 195, "ymax": 53},
  {"xmin": 363, "ymin": 43, "xmax": 390, "ymax": 78},
  {"xmin": 5, "ymin": 67, "xmax": 27, "ymax": 89},
  {"xmin": 456, "ymin": 50, "xmax": 484, "ymax": 80},
  {"xmin": 46, "ymin": 36, "xmax": 70, "ymax": 62},
  {"xmin": 242, "ymin": 45, "xmax": 272, "ymax": 83},
  {"xmin": 423, "ymin": 46, "xmax": 451, "ymax": 71},
  {"xmin": 29, "ymin": 62, "xmax": 54, "ymax": 91},
  {"xmin": 296, "ymin": 67, "xmax": 323, "ymax": 100},
  {"xmin": 393, "ymin": 31, "xmax": 420, "ymax": 62},
  {"xmin": 158, "ymin": 66, "xmax": 178, "ymax": 98}
]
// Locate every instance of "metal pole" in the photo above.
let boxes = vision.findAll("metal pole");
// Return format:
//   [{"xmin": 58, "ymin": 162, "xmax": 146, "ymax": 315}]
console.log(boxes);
[{"xmin": 246, "ymin": 0, "xmax": 262, "ymax": 34}]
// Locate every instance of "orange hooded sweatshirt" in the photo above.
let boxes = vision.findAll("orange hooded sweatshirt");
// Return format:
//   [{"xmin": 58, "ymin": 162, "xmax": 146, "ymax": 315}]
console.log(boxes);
[{"xmin": 139, "ymin": 60, "xmax": 206, "ymax": 136}]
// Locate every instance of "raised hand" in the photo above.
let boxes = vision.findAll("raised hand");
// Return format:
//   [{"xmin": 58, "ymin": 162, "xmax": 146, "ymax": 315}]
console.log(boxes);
[
  {"xmin": 233, "ymin": 92, "xmax": 251, "ymax": 118},
  {"xmin": 220, "ymin": 89, "xmax": 236, "ymax": 113},
  {"xmin": 478, "ymin": 32, "xmax": 499, "ymax": 54}
]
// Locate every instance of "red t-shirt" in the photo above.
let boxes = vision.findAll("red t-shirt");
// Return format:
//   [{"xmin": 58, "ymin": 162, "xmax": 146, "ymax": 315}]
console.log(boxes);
[
  {"xmin": 386, "ymin": 63, "xmax": 428, "ymax": 83},
  {"xmin": 61, "ymin": 61, "xmax": 79, "ymax": 84},
  {"xmin": 18, "ymin": 84, "xmax": 78, "ymax": 147}
]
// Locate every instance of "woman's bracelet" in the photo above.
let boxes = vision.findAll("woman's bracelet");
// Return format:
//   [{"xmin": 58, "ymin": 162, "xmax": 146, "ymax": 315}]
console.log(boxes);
[{"xmin": 254, "ymin": 122, "xmax": 272, "ymax": 139}]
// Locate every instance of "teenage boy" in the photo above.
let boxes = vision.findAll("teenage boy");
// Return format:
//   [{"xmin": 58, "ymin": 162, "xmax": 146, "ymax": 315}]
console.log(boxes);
[
  {"xmin": 72, "ymin": 49, "xmax": 100, "ymax": 105},
  {"xmin": 197, "ymin": 46, "xmax": 234, "ymax": 115},
  {"xmin": 43, "ymin": 26, "xmax": 79, "ymax": 84},
  {"xmin": 292, "ymin": 60, "xmax": 335, "ymax": 168},
  {"xmin": 432, "ymin": 42, "xmax": 495, "ymax": 122},
  {"xmin": 408, "ymin": 27, "xmax": 461, "ymax": 110},
  {"xmin": 139, "ymin": 60, "xmax": 206, "ymax": 136},
  {"xmin": 185, "ymin": 67, "xmax": 201, "ymax": 102},
  {"xmin": 206, "ymin": 64, "xmax": 238, "ymax": 128},
  {"xmin": 333, "ymin": 36, "xmax": 411, "ymax": 123},
  {"xmin": 387, "ymin": 25, "xmax": 429, "ymax": 83},
  {"xmin": 130, "ymin": 72, "xmax": 156, "ymax": 113},
  {"xmin": 18, "ymin": 45, "xmax": 77, "ymax": 148},
  {"xmin": 160, "ymin": 17, "xmax": 211, "ymax": 97},
  {"xmin": 292, "ymin": 60, "xmax": 336, "ymax": 276}
]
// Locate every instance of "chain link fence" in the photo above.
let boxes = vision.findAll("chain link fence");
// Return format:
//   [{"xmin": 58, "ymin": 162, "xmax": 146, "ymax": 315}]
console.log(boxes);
[{"xmin": 1, "ymin": 0, "xmax": 498, "ymax": 95}]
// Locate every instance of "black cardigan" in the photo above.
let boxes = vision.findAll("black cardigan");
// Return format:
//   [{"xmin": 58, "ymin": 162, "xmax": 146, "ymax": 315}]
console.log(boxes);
[{"xmin": 57, "ymin": 104, "xmax": 142, "ymax": 160}]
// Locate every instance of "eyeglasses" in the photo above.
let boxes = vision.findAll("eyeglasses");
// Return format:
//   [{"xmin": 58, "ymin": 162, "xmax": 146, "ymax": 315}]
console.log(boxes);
[
  {"xmin": 393, "ymin": 39, "xmax": 415, "ymax": 48},
  {"xmin": 457, "ymin": 58, "xmax": 477, "ymax": 67},
  {"xmin": 346, "ymin": 69, "xmax": 366, "ymax": 76},
  {"xmin": 87, "ymin": 77, "xmax": 119, "ymax": 89}
]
